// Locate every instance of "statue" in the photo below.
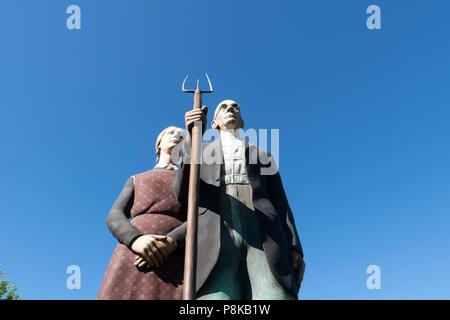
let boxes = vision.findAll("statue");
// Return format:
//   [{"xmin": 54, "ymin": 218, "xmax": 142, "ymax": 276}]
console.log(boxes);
[
  {"xmin": 97, "ymin": 126, "xmax": 186, "ymax": 300},
  {"xmin": 167, "ymin": 100, "xmax": 306, "ymax": 299}
]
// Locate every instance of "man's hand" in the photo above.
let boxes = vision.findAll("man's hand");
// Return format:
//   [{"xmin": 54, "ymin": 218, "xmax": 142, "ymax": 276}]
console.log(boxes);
[
  {"xmin": 291, "ymin": 250, "xmax": 306, "ymax": 286},
  {"xmin": 133, "ymin": 235, "xmax": 177, "ymax": 269},
  {"xmin": 131, "ymin": 234, "xmax": 168, "ymax": 268},
  {"xmin": 185, "ymin": 106, "xmax": 208, "ymax": 135}
]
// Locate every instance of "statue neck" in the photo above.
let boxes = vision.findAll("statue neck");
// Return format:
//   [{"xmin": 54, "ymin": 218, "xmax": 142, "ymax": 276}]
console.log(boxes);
[{"xmin": 154, "ymin": 152, "xmax": 177, "ymax": 170}]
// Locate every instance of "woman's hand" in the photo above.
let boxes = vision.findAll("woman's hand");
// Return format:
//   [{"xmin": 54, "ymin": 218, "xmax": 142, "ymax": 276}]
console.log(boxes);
[
  {"xmin": 131, "ymin": 234, "xmax": 168, "ymax": 268},
  {"xmin": 134, "ymin": 235, "xmax": 177, "ymax": 269}
]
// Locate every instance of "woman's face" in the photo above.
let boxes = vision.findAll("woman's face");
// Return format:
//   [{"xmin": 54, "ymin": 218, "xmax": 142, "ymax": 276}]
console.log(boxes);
[{"xmin": 159, "ymin": 127, "xmax": 185, "ymax": 155}]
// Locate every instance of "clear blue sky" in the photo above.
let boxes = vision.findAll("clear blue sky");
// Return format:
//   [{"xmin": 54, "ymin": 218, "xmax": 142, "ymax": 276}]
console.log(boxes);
[{"xmin": 1, "ymin": 0, "xmax": 449, "ymax": 299}]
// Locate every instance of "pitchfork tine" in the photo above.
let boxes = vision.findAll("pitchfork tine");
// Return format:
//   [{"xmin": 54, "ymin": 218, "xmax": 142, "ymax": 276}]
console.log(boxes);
[
  {"xmin": 181, "ymin": 73, "xmax": 213, "ymax": 93},
  {"xmin": 205, "ymin": 73, "xmax": 213, "ymax": 92},
  {"xmin": 182, "ymin": 74, "xmax": 189, "ymax": 92}
]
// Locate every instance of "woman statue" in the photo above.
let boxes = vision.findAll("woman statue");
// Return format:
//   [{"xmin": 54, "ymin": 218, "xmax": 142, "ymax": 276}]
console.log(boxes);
[{"xmin": 97, "ymin": 126, "xmax": 186, "ymax": 300}]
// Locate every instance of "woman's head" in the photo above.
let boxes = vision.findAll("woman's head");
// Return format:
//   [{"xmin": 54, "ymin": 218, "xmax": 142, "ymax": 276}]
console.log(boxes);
[{"xmin": 155, "ymin": 126, "xmax": 185, "ymax": 159}]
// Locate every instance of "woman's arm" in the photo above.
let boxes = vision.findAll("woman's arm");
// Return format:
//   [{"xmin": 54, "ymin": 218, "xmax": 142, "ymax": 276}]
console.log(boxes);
[
  {"xmin": 106, "ymin": 177, "xmax": 142, "ymax": 248},
  {"xmin": 167, "ymin": 222, "xmax": 187, "ymax": 249}
]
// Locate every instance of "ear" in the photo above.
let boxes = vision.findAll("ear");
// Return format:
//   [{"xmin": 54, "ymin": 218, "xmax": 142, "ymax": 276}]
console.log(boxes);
[{"xmin": 211, "ymin": 120, "xmax": 219, "ymax": 130}]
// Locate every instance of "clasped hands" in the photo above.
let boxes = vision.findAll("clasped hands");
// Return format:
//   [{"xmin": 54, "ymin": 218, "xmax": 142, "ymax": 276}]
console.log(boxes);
[{"xmin": 131, "ymin": 234, "xmax": 177, "ymax": 269}]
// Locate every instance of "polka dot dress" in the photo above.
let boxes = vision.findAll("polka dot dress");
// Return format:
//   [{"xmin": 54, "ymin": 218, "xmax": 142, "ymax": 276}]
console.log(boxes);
[{"xmin": 97, "ymin": 169, "xmax": 185, "ymax": 300}]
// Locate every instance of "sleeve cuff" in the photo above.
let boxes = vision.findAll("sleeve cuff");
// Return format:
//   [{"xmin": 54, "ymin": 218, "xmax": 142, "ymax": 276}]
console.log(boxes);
[
  {"xmin": 123, "ymin": 230, "xmax": 143, "ymax": 248},
  {"xmin": 290, "ymin": 245, "xmax": 303, "ymax": 257}
]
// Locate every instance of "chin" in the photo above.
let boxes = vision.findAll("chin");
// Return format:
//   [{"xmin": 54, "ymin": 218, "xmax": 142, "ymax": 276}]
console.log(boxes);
[
  {"xmin": 224, "ymin": 119, "xmax": 237, "ymax": 127},
  {"xmin": 163, "ymin": 145, "xmax": 175, "ymax": 153}
]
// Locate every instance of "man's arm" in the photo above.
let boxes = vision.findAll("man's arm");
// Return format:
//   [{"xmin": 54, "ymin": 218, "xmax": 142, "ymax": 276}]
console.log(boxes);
[
  {"xmin": 174, "ymin": 105, "xmax": 208, "ymax": 205},
  {"xmin": 266, "ymin": 162, "xmax": 306, "ymax": 285},
  {"xmin": 170, "ymin": 106, "xmax": 208, "ymax": 249},
  {"xmin": 266, "ymin": 160, "xmax": 303, "ymax": 257},
  {"xmin": 106, "ymin": 177, "xmax": 142, "ymax": 248}
]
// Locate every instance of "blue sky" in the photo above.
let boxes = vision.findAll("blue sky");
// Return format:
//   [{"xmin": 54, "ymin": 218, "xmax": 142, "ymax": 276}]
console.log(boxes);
[{"xmin": 0, "ymin": 0, "xmax": 449, "ymax": 299}]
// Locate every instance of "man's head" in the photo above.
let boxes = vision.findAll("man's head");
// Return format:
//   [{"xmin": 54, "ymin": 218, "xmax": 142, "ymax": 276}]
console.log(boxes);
[{"xmin": 211, "ymin": 99, "xmax": 245, "ymax": 131}]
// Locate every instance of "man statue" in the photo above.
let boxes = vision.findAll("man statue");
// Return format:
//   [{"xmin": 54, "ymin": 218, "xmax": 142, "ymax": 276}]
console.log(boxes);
[{"xmin": 167, "ymin": 99, "xmax": 305, "ymax": 299}]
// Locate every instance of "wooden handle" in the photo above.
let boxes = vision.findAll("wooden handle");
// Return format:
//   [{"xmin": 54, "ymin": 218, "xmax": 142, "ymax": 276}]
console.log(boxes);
[{"xmin": 183, "ymin": 90, "xmax": 202, "ymax": 300}]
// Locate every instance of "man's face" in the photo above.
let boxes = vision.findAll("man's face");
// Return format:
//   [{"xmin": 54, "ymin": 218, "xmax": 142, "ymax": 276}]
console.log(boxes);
[{"xmin": 213, "ymin": 100, "xmax": 243, "ymax": 130}]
